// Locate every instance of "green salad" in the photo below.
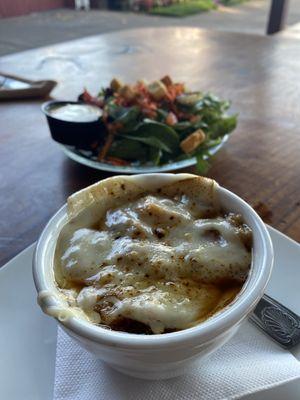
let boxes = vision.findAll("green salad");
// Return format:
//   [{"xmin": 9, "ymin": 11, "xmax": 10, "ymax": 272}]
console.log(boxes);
[{"xmin": 79, "ymin": 76, "xmax": 237, "ymax": 172}]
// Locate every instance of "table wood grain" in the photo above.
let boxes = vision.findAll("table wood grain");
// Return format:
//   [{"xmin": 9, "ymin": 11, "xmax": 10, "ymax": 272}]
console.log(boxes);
[{"xmin": 0, "ymin": 27, "xmax": 299, "ymax": 266}]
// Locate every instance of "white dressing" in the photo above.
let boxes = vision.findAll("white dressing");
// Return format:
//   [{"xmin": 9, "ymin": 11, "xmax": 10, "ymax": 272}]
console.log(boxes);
[{"xmin": 50, "ymin": 103, "xmax": 102, "ymax": 122}]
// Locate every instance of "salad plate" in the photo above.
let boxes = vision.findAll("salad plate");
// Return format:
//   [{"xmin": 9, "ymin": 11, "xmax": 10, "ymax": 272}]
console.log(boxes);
[
  {"xmin": 44, "ymin": 76, "xmax": 236, "ymax": 173},
  {"xmin": 0, "ymin": 226, "xmax": 299, "ymax": 399},
  {"xmin": 60, "ymin": 134, "xmax": 228, "ymax": 173}
]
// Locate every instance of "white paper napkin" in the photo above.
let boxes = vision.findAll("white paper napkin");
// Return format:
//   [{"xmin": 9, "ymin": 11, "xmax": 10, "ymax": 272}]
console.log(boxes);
[{"xmin": 54, "ymin": 321, "xmax": 300, "ymax": 400}]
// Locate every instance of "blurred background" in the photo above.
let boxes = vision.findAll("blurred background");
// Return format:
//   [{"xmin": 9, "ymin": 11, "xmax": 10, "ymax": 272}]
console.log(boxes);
[{"xmin": 0, "ymin": 0, "xmax": 299, "ymax": 56}]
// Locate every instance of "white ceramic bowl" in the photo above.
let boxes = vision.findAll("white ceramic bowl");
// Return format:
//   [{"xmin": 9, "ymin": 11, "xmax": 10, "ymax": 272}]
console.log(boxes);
[{"xmin": 33, "ymin": 174, "xmax": 273, "ymax": 380}]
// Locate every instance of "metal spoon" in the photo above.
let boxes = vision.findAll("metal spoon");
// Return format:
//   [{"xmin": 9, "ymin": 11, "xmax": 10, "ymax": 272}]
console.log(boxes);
[{"xmin": 250, "ymin": 294, "xmax": 300, "ymax": 350}]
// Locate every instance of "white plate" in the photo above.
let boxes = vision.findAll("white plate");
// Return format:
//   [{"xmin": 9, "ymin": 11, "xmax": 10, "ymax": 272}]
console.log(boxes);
[
  {"xmin": 0, "ymin": 227, "xmax": 299, "ymax": 399},
  {"xmin": 61, "ymin": 135, "xmax": 228, "ymax": 173}
]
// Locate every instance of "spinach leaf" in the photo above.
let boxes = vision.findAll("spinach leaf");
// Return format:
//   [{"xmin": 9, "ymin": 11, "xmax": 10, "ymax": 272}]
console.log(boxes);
[
  {"xmin": 117, "ymin": 106, "xmax": 140, "ymax": 126},
  {"xmin": 122, "ymin": 120, "xmax": 180, "ymax": 157},
  {"xmin": 108, "ymin": 138, "xmax": 147, "ymax": 160},
  {"xmin": 148, "ymin": 147, "xmax": 162, "ymax": 165},
  {"xmin": 202, "ymin": 137, "xmax": 223, "ymax": 150},
  {"xmin": 196, "ymin": 156, "xmax": 210, "ymax": 174},
  {"xmin": 156, "ymin": 108, "xmax": 169, "ymax": 122},
  {"xmin": 194, "ymin": 147, "xmax": 211, "ymax": 173},
  {"xmin": 202, "ymin": 93, "xmax": 230, "ymax": 113},
  {"xmin": 174, "ymin": 121, "xmax": 192, "ymax": 131},
  {"xmin": 106, "ymin": 104, "xmax": 141, "ymax": 132},
  {"xmin": 176, "ymin": 92, "xmax": 203, "ymax": 108},
  {"xmin": 122, "ymin": 134, "xmax": 172, "ymax": 153},
  {"xmin": 192, "ymin": 119, "xmax": 208, "ymax": 130},
  {"xmin": 133, "ymin": 120, "xmax": 180, "ymax": 153},
  {"xmin": 174, "ymin": 153, "xmax": 190, "ymax": 162},
  {"xmin": 209, "ymin": 114, "xmax": 237, "ymax": 138},
  {"xmin": 106, "ymin": 103, "xmax": 139, "ymax": 123}
]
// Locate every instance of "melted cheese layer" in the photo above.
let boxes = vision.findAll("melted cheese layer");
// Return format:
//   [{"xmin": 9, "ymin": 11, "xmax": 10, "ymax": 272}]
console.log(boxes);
[{"xmin": 55, "ymin": 191, "xmax": 252, "ymax": 334}]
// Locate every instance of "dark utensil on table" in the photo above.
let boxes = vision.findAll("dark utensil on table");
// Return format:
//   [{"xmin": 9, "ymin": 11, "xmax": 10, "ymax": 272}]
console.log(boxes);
[{"xmin": 0, "ymin": 72, "xmax": 56, "ymax": 100}]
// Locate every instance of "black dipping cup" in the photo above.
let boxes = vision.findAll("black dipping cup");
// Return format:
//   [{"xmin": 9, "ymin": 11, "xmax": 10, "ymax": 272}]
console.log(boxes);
[{"xmin": 42, "ymin": 100, "xmax": 104, "ymax": 150}]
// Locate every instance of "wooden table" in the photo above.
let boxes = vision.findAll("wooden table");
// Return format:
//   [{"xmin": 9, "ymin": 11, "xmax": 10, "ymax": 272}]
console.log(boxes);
[{"xmin": 1, "ymin": 27, "xmax": 300, "ymax": 266}]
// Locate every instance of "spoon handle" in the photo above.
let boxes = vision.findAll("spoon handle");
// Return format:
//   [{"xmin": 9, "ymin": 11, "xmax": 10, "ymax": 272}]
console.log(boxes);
[{"xmin": 250, "ymin": 294, "xmax": 300, "ymax": 349}]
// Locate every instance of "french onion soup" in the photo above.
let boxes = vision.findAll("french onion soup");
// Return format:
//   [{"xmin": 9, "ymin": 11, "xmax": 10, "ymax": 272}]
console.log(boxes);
[{"xmin": 53, "ymin": 175, "xmax": 252, "ymax": 334}]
